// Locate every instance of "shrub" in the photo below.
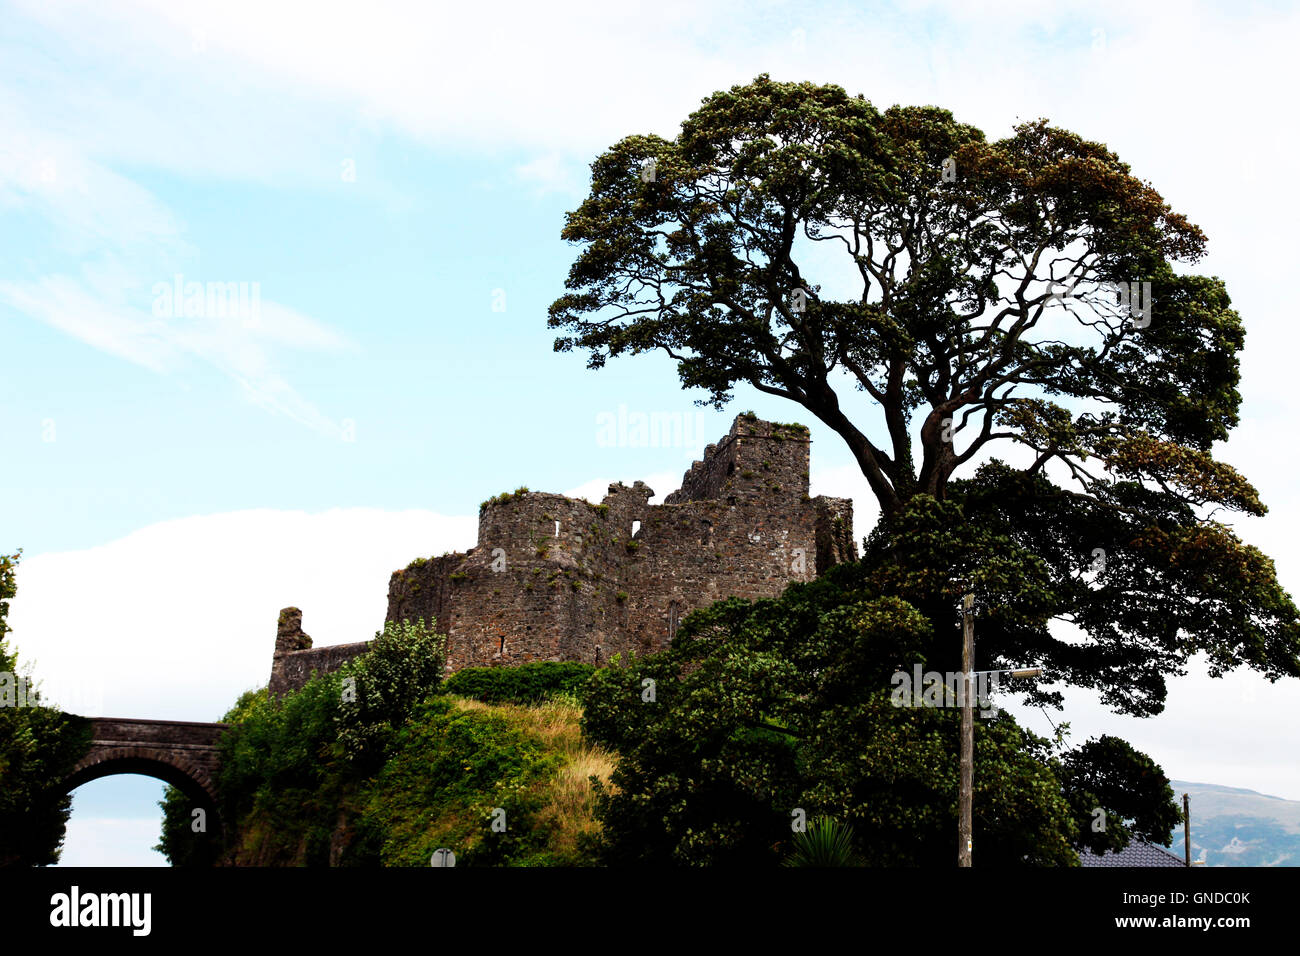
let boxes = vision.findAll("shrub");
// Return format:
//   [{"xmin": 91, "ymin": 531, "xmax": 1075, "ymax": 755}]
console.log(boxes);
[
  {"xmin": 580, "ymin": 573, "xmax": 1088, "ymax": 867},
  {"xmin": 337, "ymin": 618, "xmax": 448, "ymax": 767},
  {"xmin": 347, "ymin": 696, "xmax": 606, "ymax": 866},
  {"xmin": 442, "ymin": 662, "xmax": 596, "ymax": 705},
  {"xmin": 154, "ymin": 785, "xmax": 221, "ymax": 867},
  {"xmin": 204, "ymin": 619, "xmax": 447, "ymax": 864},
  {"xmin": 784, "ymin": 818, "xmax": 863, "ymax": 867}
]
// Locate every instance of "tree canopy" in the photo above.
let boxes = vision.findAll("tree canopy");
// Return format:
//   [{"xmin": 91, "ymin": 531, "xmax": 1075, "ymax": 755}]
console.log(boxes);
[
  {"xmin": 550, "ymin": 75, "xmax": 1300, "ymax": 715},
  {"xmin": 582, "ymin": 565, "xmax": 1180, "ymax": 866}
]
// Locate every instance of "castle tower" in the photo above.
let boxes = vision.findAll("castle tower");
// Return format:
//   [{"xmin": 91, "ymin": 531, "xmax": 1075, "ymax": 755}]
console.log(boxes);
[{"xmin": 268, "ymin": 415, "xmax": 857, "ymax": 696}]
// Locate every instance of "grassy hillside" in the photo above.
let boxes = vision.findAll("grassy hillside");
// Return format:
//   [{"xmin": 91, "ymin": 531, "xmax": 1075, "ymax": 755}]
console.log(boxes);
[
  {"xmin": 155, "ymin": 629, "xmax": 615, "ymax": 867},
  {"xmin": 1165, "ymin": 781, "xmax": 1300, "ymax": 867},
  {"xmin": 216, "ymin": 693, "xmax": 613, "ymax": 867},
  {"xmin": 339, "ymin": 695, "xmax": 614, "ymax": 866}
]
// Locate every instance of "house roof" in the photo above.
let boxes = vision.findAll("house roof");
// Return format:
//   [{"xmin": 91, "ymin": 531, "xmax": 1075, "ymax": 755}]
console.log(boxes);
[{"xmin": 1079, "ymin": 839, "xmax": 1187, "ymax": 867}]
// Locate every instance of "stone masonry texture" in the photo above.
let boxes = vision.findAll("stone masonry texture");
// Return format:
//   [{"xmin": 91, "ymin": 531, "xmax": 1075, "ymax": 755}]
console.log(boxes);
[{"xmin": 270, "ymin": 415, "xmax": 855, "ymax": 693}]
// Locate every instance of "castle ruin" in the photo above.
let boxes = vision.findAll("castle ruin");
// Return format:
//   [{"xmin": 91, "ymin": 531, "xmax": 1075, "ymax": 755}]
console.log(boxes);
[{"xmin": 268, "ymin": 414, "xmax": 855, "ymax": 696}]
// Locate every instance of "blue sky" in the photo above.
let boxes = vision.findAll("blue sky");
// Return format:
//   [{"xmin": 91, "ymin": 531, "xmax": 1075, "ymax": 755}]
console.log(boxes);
[{"xmin": 4, "ymin": 0, "xmax": 1299, "ymax": 864}]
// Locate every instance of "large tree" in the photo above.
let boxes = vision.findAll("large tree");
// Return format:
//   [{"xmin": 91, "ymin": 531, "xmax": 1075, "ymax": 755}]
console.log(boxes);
[
  {"xmin": 582, "ymin": 566, "xmax": 1181, "ymax": 866},
  {"xmin": 550, "ymin": 75, "xmax": 1300, "ymax": 715}
]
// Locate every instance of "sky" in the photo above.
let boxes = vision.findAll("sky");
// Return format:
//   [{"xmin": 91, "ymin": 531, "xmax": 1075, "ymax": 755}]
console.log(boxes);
[{"xmin": 3, "ymin": 0, "xmax": 1298, "ymax": 865}]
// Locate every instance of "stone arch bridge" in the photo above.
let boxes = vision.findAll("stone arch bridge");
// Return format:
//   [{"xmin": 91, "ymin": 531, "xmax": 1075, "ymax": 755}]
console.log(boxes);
[{"xmin": 65, "ymin": 717, "xmax": 228, "ymax": 819}]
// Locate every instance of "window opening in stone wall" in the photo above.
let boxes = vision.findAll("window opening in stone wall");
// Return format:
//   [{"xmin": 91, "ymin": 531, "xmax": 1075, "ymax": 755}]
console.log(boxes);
[
  {"xmin": 554, "ymin": 520, "xmax": 560, "ymax": 537},
  {"xmin": 499, "ymin": 636, "xmax": 505, "ymax": 655},
  {"xmin": 631, "ymin": 520, "xmax": 641, "ymax": 537},
  {"xmin": 668, "ymin": 603, "xmax": 681, "ymax": 641}
]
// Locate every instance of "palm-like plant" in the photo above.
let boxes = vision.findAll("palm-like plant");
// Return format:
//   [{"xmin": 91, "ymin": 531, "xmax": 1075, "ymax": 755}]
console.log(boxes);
[{"xmin": 784, "ymin": 817, "xmax": 863, "ymax": 867}]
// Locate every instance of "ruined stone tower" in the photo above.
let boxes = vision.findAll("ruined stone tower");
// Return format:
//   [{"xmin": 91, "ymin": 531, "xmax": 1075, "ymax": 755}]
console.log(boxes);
[
  {"xmin": 267, "ymin": 606, "xmax": 370, "ymax": 698},
  {"xmin": 386, "ymin": 414, "xmax": 854, "ymax": 670},
  {"xmin": 268, "ymin": 414, "xmax": 855, "ymax": 694}
]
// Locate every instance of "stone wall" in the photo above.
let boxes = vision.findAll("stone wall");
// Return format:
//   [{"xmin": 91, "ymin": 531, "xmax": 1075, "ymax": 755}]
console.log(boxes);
[
  {"xmin": 268, "ymin": 414, "xmax": 857, "ymax": 695},
  {"xmin": 813, "ymin": 496, "xmax": 857, "ymax": 573},
  {"xmin": 268, "ymin": 607, "xmax": 369, "ymax": 697}
]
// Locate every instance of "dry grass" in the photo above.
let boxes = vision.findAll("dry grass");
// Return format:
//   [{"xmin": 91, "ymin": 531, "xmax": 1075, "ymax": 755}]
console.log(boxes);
[{"xmin": 448, "ymin": 695, "xmax": 616, "ymax": 862}]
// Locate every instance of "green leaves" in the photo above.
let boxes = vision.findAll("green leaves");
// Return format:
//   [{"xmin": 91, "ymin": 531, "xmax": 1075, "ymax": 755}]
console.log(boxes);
[
  {"xmin": 336, "ymin": 618, "xmax": 447, "ymax": 769},
  {"xmin": 953, "ymin": 464, "xmax": 1300, "ymax": 714},
  {"xmin": 0, "ymin": 550, "xmax": 19, "ymax": 644},
  {"xmin": 783, "ymin": 817, "xmax": 863, "ymax": 867},
  {"xmin": 1056, "ymin": 735, "xmax": 1182, "ymax": 855},
  {"xmin": 581, "ymin": 568, "xmax": 1089, "ymax": 866},
  {"xmin": 207, "ymin": 619, "xmax": 447, "ymax": 863},
  {"xmin": 547, "ymin": 78, "xmax": 1266, "ymax": 578},
  {"xmin": 442, "ymin": 661, "xmax": 596, "ymax": 706},
  {"xmin": 0, "ymin": 551, "xmax": 94, "ymax": 867}
]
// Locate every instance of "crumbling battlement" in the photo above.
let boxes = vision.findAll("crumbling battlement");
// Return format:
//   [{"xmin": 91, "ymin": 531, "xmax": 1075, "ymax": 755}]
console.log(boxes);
[
  {"xmin": 267, "ymin": 606, "xmax": 369, "ymax": 697},
  {"xmin": 270, "ymin": 414, "xmax": 856, "ymax": 694}
]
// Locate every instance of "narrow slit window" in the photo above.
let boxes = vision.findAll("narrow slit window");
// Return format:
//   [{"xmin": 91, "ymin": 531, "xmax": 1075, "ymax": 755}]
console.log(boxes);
[
  {"xmin": 554, "ymin": 520, "xmax": 560, "ymax": 537},
  {"xmin": 499, "ymin": 636, "xmax": 505, "ymax": 655},
  {"xmin": 631, "ymin": 520, "xmax": 641, "ymax": 537}
]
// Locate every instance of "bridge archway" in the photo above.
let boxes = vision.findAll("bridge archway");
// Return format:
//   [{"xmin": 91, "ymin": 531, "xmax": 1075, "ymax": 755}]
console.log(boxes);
[
  {"xmin": 66, "ymin": 747, "xmax": 219, "ymax": 807},
  {"xmin": 63, "ymin": 718, "xmax": 228, "ymax": 828}
]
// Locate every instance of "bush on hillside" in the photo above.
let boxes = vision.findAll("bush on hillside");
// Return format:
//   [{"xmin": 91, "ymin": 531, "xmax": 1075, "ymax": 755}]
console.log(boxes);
[
  {"xmin": 160, "ymin": 619, "xmax": 448, "ymax": 865},
  {"xmin": 336, "ymin": 618, "xmax": 447, "ymax": 768},
  {"xmin": 443, "ymin": 661, "xmax": 595, "ymax": 705}
]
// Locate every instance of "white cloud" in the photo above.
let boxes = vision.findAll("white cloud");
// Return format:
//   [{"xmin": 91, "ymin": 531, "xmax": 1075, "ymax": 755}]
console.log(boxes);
[
  {"xmin": 514, "ymin": 153, "xmax": 586, "ymax": 199},
  {"xmin": 5, "ymin": 0, "xmax": 1300, "ymax": 836},
  {"xmin": 0, "ymin": 275, "xmax": 176, "ymax": 373},
  {"xmin": 0, "ymin": 275, "xmax": 356, "ymax": 435},
  {"xmin": 7, "ymin": 509, "xmax": 477, "ymax": 722},
  {"xmin": 0, "ymin": 95, "xmax": 185, "ymax": 251},
  {"xmin": 7, "ymin": 480, "xmax": 1296, "ymax": 815},
  {"xmin": 0, "ymin": 40, "xmax": 358, "ymax": 433}
]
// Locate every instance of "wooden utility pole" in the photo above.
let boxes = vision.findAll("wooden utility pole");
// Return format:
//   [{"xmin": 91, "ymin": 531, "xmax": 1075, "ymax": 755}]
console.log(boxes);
[
  {"xmin": 1184, "ymin": 793, "xmax": 1191, "ymax": 866},
  {"xmin": 958, "ymin": 592, "xmax": 974, "ymax": 868}
]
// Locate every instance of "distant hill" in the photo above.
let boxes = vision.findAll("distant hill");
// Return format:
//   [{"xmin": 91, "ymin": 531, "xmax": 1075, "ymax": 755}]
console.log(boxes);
[{"xmin": 1165, "ymin": 781, "xmax": 1300, "ymax": 867}]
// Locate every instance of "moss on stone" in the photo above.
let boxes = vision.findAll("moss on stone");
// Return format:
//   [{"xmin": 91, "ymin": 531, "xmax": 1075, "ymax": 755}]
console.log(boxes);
[{"xmin": 480, "ymin": 486, "xmax": 531, "ymax": 510}]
